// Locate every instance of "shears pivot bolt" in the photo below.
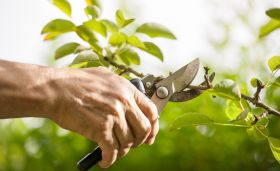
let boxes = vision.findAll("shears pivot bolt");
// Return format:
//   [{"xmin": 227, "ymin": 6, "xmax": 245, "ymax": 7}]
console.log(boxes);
[{"xmin": 156, "ymin": 86, "xmax": 169, "ymax": 99}]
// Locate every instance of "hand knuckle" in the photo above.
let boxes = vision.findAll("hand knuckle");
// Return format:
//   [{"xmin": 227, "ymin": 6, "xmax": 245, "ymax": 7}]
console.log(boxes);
[
  {"xmin": 111, "ymin": 100, "xmax": 125, "ymax": 117},
  {"xmin": 98, "ymin": 117, "xmax": 113, "ymax": 142}
]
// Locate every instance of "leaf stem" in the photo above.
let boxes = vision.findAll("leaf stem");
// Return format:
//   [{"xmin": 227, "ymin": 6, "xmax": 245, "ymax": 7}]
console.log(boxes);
[
  {"xmin": 213, "ymin": 122, "xmax": 250, "ymax": 128},
  {"xmin": 265, "ymin": 68, "xmax": 280, "ymax": 87}
]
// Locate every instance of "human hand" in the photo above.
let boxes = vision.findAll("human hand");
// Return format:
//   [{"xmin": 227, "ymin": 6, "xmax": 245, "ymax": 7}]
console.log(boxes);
[{"xmin": 48, "ymin": 67, "xmax": 159, "ymax": 168}]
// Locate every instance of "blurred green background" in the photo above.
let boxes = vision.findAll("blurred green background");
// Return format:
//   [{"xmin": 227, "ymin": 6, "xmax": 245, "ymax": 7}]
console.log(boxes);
[{"xmin": 1, "ymin": 0, "xmax": 280, "ymax": 171}]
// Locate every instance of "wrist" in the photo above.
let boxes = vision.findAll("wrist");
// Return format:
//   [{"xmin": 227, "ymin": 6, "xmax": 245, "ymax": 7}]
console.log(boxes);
[
  {"xmin": 0, "ymin": 60, "xmax": 59, "ymax": 119},
  {"xmin": 37, "ymin": 67, "xmax": 68, "ymax": 120}
]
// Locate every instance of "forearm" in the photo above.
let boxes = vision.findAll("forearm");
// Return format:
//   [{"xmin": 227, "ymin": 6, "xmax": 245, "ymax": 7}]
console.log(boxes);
[{"xmin": 0, "ymin": 60, "xmax": 55, "ymax": 119}]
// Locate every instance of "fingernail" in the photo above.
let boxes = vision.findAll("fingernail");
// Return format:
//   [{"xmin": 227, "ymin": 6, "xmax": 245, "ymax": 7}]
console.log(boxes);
[{"xmin": 147, "ymin": 137, "xmax": 155, "ymax": 145}]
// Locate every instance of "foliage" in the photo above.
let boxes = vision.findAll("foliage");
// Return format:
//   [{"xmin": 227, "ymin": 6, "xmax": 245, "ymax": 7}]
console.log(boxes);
[
  {"xmin": 41, "ymin": 0, "xmax": 175, "ymax": 77},
  {"xmin": 1, "ymin": 0, "xmax": 280, "ymax": 171},
  {"xmin": 259, "ymin": 8, "xmax": 280, "ymax": 38},
  {"xmin": 39, "ymin": 0, "xmax": 280, "ymax": 168}
]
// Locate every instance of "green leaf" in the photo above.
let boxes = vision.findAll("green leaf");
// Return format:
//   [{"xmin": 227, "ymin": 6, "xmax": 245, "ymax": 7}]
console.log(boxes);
[
  {"xmin": 43, "ymin": 33, "xmax": 60, "ymax": 41},
  {"xmin": 170, "ymin": 113, "xmax": 214, "ymax": 131},
  {"xmin": 241, "ymin": 99, "xmax": 251, "ymax": 112},
  {"xmin": 234, "ymin": 110, "xmax": 249, "ymax": 121},
  {"xmin": 69, "ymin": 62, "xmax": 88, "ymax": 68},
  {"xmin": 55, "ymin": 42, "xmax": 80, "ymax": 59},
  {"xmin": 268, "ymin": 56, "xmax": 280, "ymax": 72},
  {"xmin": 247, "ymin": 125, "xmax": 269, "ymax": 140},
  {"xmin": 84, "ymin": 6, "xmax": 101, "ymax": 19},
  {"xmin": 251, "ymin": 107, "xmax": 266, "ymax": 116},
  {"xmin": 116, "ymin": 10, "xmax": 125, "ymax": 27},
  {"xmin": 273, "ymin": 76, "xmax": 280, "ymax": 87},
  {"xmin": 71, "ymin": 50, "xmax": 99, "ymax": 64},
  {"xmin": 211, "ymin": 79, "xmax": 241, "ymax": 100},
  {"xmin": 75, "ymin": 25, "xmax": 97, "ymax": 45},
  {"xmin": 83, "ymin": 20, "xmax": 107, "ymax": 37},
  {"xmin": 140, "ymin": 42, "xmax": 164, "ymax": 61},
  {"xmin": 50, "ymin": 0, "xmax": 72, "ymax": 17},
  {"xmin": 118, "ymin": 48, "xmax": 140, "ymax": 65},
  {"xmin": 115, "ymin": 9, "xmax": 135, "ymax": 28},
  {"xmin": 266, "ymin": 8, "xmax": 280, "ymax": 20},
  {"xmin": 41, "ymin": 19, "xmax": 76, "ymax": 40},
  {"xmin": 127, "ymin": 35, "xmax": 146, "ymax": 49},
  {"xmin": 70, "ymin": 50, "xmax": 102, "ymax": 68},
  {"xmin": 136, "ymin": 23, "xmax": 176, "ymax": 39},
  {"xmin": 259, "ymin": 19, "xmax": 280, "ymax": 38},
  {"xmin": 170, "ymin": 112, "xmax": 249, "ymax": 132},
  {"xmin": 225, "ymin": 100, "xmax": 243, "ymax": 120},
  {"xmin": 256, "ymin": 117, "xmax": 269, "ymax": 128},
  {"xmin": 109, "ymin": 32, "xmax": 127, "ymax": 46},
  {"xmin": 268, "ymin": 137, "xmax": 280, "ymax": 164},
  {"xmin": 85, "ymin": 0, "xmax": 101, "ymax": 9},
  {"xmin": 123, "ymin": 19, "xmax": 135, "ymax": 28},
  {"xmin": 101, "ymin": 19, "xmax": 118, "ymax": 32},
  {"xmin": 116, "ymin": 10, "xmax": 125, "ymax": 28},
  {"xmin": 250, "ymin": 78, "xmax": 259, "ymax": 88},
  {"xmin": 73, "ymin": 46, "xmax": 90, "ymax": 54}
]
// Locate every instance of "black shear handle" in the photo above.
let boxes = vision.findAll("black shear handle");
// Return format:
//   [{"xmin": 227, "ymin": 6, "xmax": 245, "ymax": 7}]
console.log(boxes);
[{"xmin": 77, "ymin": 78, "xmax": 145, "ymax": 171}]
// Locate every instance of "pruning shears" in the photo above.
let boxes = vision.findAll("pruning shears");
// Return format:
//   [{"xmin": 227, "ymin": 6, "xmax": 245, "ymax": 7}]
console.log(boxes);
[{"xmin": 77, "ymin": 58, "xmax": 213, "ymax": 171}]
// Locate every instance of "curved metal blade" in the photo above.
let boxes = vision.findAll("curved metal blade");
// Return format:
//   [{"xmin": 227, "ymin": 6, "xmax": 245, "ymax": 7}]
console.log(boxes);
[
  {"xmin": 155, "ymin": 58, "xmax": 200, "ymax": 92},
  {"xmin": 151, "ymin": 58, "xmax": 200, "ymax": 113},
  {"xmin": 170, "ymin": 89, "xmax": 203, "ymax": 102},
  {"xmin": 170, "ymin": 72, "xmax": 215, "ymax": 102}
]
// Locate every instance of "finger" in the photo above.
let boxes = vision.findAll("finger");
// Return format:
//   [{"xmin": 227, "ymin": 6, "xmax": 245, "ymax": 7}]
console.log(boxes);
[
  {"xmin": 145, "ymin": 118, "xmax": 159, "ymax": 145},
  {"xmin": 97, "ymin": 116, "xmax": 119, "ymax": 168},
  {"xmin": 114, "ymin": 113, "xmax": 134, "ymax": 157},
  {"xmin": 126, "ymin": 103, "xmax": 151, "ymax": 147},
  {"xmin": 98, "ymin": 132, "xmax": 119, "ymax": 168},
  {"xmin": 134, "ymin": 91, "xmax": 159, "ymax": 144}
]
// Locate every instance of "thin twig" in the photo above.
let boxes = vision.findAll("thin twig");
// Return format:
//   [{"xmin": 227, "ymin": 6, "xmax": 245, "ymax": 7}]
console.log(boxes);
[
  {"xmin": 253, "ymin": 80, "xmax": 264, "ymax": 102},
  {"xmin": 241, "ymin": 94, "xmax": 280, "ymax": 117},
  {"xmin": 203, "ymin": 67, "xmax": 212, "ymax": 88},
  {"xmin": 103, "ymin": 57, "xmax": 145, "ymax": 78},
  {"xmin": 265, "ymin": 68, "xmax": 280, "ymax": 87}
]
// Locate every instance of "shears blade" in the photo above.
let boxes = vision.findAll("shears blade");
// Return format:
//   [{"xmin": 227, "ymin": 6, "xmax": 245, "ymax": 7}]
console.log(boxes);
[
  {"xmin": 170, "ymin": 72, "xmax": 215, "ymax": 102},
  {"xmin": 151, "ymin": 58, "xmax": 200, "ymax": 113}
]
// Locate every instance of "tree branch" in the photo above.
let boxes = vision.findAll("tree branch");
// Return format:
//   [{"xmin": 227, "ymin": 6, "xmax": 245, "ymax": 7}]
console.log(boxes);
[
  {"xmin": 203, "ymin": 67, "xmax": 212, "ymax": 88},
  {"xmin": 241, "ymin": 94, "xmax": 280, "ymax": 117},
  {"xmin": 253, "ymin": 80, "xmax": 264, "ymax": 102},
  {"xmin": 188, "ymin": 67, "xmax": 214, "ymax": 90},
  {"xmin": 103, "ymin": 57, "xmax": 145, "ymax": 78},
  {"xmin": 188, "ymin": 67, "xmax": 280, "ymax": 118}
]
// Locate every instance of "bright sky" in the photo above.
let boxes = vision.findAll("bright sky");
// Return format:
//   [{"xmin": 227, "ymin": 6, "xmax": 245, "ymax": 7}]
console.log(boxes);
[{"xmin": 0, "ymin": 0, "xmax": 279, "ymax": 76}]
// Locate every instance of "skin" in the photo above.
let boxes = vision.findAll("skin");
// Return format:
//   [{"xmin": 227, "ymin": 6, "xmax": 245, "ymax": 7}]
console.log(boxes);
[{"xmin": 0, "ymin": 60, "xmax": 159, "ymax": 168}]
